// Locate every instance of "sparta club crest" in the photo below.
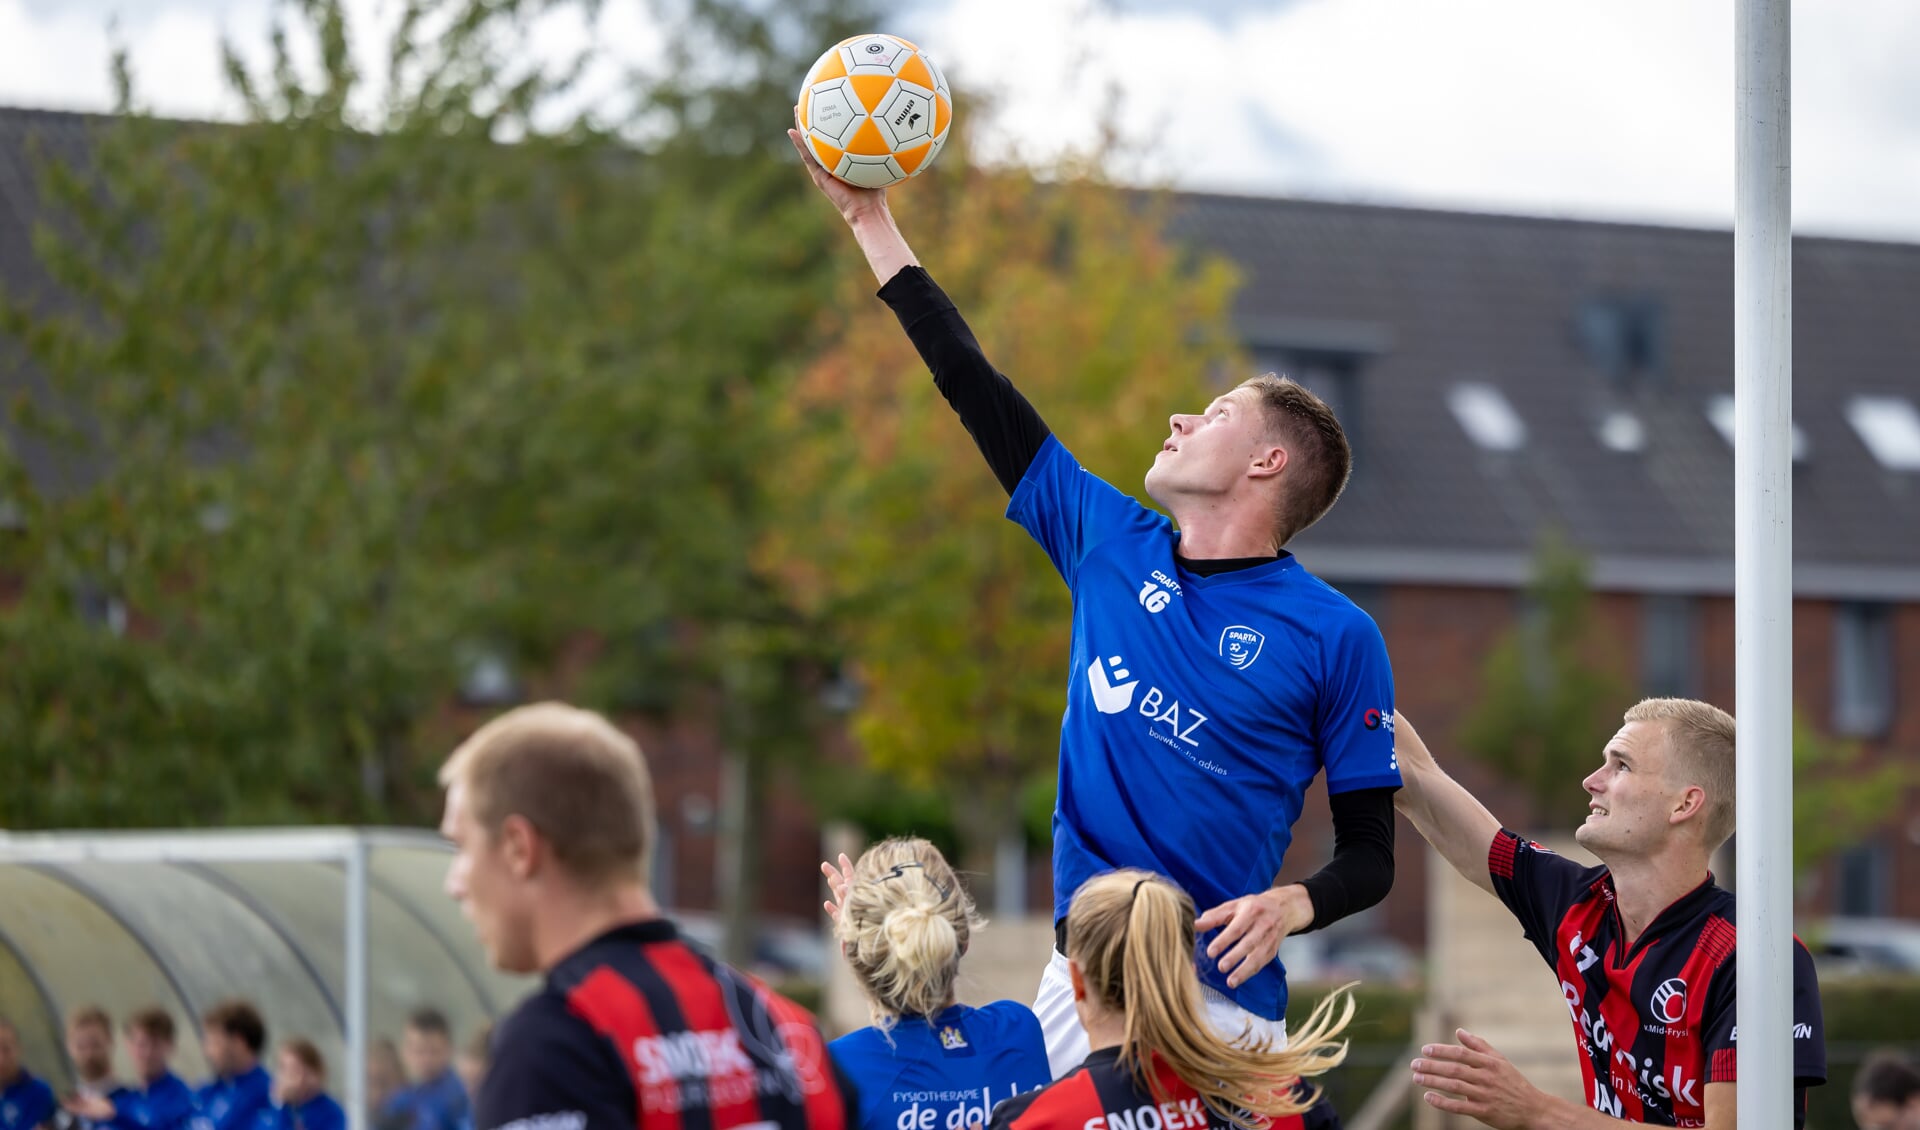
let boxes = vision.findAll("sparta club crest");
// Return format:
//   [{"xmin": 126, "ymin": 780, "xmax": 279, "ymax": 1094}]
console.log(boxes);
[{"xmin": 1219, "ymin": 625, "xmax": 1265, "ymax": 671}]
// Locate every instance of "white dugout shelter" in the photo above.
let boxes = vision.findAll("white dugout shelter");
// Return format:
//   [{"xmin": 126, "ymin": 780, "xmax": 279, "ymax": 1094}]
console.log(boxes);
[{"xmin": 0, "ymin": 828, "xmax": 531, "ymax": 1130}]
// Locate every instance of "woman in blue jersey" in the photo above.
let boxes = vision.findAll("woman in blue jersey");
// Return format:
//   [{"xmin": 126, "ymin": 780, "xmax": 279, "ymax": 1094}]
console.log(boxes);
[
  {"xmin": 987, "ymin": 871, "xmax": 1351, "ymax": 1130},
  {"xmin": 824, "ymin": 839, "xmax": 1052, "ymax": 1130}
]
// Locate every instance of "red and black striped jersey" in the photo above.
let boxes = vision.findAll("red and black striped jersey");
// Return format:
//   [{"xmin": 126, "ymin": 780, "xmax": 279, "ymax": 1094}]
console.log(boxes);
[
  {"xmin": 478, "ymin": 919, "xmax": 856, "ymax": 1130},
  {"xmin": 985, "ymin": 1048, "xmax": 1338, "ymax": 1130},
  {"xmin": 1488, "ymin": 829, "xmax": 1827, "ymax": 1127}
]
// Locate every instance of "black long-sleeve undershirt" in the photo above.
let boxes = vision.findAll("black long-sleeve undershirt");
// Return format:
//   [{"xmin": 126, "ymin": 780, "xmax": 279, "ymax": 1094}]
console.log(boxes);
[{"xmin": 876, "ymin": 264, "xmax": 1395, "ymax": 933}]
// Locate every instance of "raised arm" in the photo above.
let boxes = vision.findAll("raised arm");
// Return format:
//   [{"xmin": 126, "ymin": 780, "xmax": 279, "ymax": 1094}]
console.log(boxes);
[
  {"xmin": 1392, "ymin": 712, "xmax": 1502, "ymax": 896},
  {"xmin": 788, "ymin": 123, "xmax": 1052, "ymax": 496}
]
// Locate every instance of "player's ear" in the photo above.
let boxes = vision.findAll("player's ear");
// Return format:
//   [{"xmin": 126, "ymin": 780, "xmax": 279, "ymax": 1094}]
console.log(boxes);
[
  {"xmin": 1067, "ymin": 959, "xmax": 1088, "ymax": 1003},
  {"xmin": 1671, "ymin": 784, "xmax": 1708, "ymax": 827},
  {"xmin": 1246, "ymin": 442, "xmax": 1288, "ymax": 481},
  {"xmin": 498, "ymin": 813, "xmax": 540, "ymax": 879}
]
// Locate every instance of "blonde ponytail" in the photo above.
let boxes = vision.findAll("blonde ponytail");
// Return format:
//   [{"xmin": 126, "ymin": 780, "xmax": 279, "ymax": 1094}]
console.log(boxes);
[
  {"xmin": 1065, "ymin": 870, "xmax": 1352, "ymax": 1124},
  {"xmin": 836, "ymin": 838, "xmax": 982, "ymax": 1031}
]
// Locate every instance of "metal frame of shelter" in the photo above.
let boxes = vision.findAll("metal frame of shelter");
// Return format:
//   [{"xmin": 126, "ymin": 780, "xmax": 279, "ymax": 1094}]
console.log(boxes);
[{"xmin": 0, "ymin": 827, "xmax": 465, "ymax": 1130}]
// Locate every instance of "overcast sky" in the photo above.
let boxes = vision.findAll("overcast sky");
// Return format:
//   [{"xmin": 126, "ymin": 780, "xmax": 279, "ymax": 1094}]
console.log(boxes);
[{"xmin": 3, "ymin": 0, "xmax": 1917, "ymax": 241}]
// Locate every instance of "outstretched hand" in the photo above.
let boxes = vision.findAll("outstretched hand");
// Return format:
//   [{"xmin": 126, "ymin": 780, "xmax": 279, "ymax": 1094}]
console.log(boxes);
[
  {"xmin": 1194, "ymin": 885, "xmax": 1315, "ymax": 989},
  {"xmin": 820, "ymin": 852, "xmax": 854, "ymax": 921},
  {"xmin": 788, "ymin": 108, "xmax": 887, "ymax": 224},
  {"xmin": 1410, "ymin": 1029, "xmax": 1547, "ymax": 1129}
]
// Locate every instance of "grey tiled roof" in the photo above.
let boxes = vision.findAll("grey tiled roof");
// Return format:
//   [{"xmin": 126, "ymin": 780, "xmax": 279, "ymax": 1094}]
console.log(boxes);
[
  {"xmin": 4, "ymin": 106, "xmax": 1918, "ymax": 594},
  {"xmin": 1168, "ymin": 192, "xmax": 1920, "ymax": 596}
]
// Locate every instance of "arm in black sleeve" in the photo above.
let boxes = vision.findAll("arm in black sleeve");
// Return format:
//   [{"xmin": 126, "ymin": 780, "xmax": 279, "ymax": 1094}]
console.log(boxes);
[
  {"xmin": 1295, "ymin": 786, "xmax": 1398, "ymax": 933},
  {"xmin": 875, "ymin": 266, "xmax": 1052, "ymax": 495}
]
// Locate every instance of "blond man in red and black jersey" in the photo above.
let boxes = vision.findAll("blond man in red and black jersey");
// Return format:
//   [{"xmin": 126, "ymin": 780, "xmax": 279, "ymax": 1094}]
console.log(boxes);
[
  {"xmin": 1393, "ymin": 701, "xmax": 1826, "ymax": 1129},
  {"xmin": 438, "ymin": 703, "xmax": 857, "ymax": 1130}
]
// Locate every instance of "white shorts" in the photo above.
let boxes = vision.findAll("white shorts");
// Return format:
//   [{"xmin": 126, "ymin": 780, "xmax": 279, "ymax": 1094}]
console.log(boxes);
[{"xmin": 1032, "ymin": 948, "xmax": 1288, "ymax": 1079}]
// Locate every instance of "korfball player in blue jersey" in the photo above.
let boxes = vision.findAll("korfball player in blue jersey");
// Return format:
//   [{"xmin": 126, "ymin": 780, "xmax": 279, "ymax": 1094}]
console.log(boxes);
[{"xmin": 793, "ymin": 126, "xmax": 1402, "ymax": 1076}]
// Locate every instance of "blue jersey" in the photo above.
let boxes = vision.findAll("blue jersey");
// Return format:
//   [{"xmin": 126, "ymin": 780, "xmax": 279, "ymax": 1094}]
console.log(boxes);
[
  {"xmin": 830, "ymin": 1002, "xmax": 1051, "ymax": 1130},
  {"xmin": 382, "ymin": 1072, "xmax": 468, "ymax": 1130},
  {"xmin": 2, "ymin": 1070, "xmax": 55, "ymax": 1130},
  {"xmin": 107, "ymin": 1073, "xmax": 196, "ymax": 1130},
  {"xmin": 193, "ymin": 1067, "xmax": 273, "ymax": 1130},
  {"xmin": 1009, "ymin": 437, "xmax": 1400, "ymax": 1020},
  {"xmin": 264, "ymin": 1095, "xmax": 345, "ymax": 1130}
]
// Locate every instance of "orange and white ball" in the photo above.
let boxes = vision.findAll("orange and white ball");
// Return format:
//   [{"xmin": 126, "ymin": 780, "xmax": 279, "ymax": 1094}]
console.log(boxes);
[{"xmin": 797, "ymin": 34, "xmax": 953, "ymax": 189}]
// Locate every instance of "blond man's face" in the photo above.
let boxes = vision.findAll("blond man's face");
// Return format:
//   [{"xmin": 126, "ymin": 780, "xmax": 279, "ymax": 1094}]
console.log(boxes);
[{"xmin": 442, "ymin": 782, "xmax": 539, "ymax": 974}]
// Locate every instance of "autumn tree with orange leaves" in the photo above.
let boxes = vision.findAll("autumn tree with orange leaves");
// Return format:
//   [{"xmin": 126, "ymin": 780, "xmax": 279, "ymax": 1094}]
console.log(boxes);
[{"xmin": 764, "ymin": 156, "xmax": 1243, "ymax": 902}]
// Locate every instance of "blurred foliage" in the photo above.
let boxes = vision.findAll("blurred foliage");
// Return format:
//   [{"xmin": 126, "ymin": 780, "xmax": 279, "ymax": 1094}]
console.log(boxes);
[
  {"xmin": 1792, "ymin": 716, "xmax": 1910, "ymax": 883},
  {"xmin": 0, "ymin": 0, "xmax": 1249, "ymax": 912},
  {"xmin": 1457, "ymin": 536, "xmax": 1631, "ymax": 828},
  {"xmin": 1457, "ymin": 541, "xmax": 1907, "ymax": 881},
  {"xmin": 0, "ymin": 0, "xmax": 874, "ymax": 829},
  {"xmin": 760, "ymin": 149, "xmax": 1243, "ymax": 889}
]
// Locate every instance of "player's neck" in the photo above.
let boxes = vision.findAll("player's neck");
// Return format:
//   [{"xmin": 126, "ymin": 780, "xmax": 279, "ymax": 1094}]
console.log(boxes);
[
  {"xmin": 1603, "ymin": 850, "xmax": 1711, "ymax": 946},
  {"xmin": 533, "ymin": 881, "xmax": 664, "ymax": 971},
  {"xmin": 1170, "ymin": 504, "xmax": 1283, "ymax": 561},
  {"xmin": 1079, "ymin": 1010, "xmax": 1127, "ymax": 1055}
]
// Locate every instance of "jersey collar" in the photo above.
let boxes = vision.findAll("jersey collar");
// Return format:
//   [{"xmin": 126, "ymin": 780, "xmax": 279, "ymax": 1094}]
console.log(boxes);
[
  {"xmin": 1606, "ymin": 871, "xmax": 1720, "ymax": 963},
  {"xmin": 1172, "ymin": 550, "xmax": 1297, "ymax": 589}
]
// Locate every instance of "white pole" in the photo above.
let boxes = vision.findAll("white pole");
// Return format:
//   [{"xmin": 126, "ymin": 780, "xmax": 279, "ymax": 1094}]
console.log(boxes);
[
  {"xmin": 1735, "ymin": 0, "xmax": 1793, "ymax": 1126},
  {"xmin": 346, "ymin": 835, "xmax": 371, "ymax": 1130}
]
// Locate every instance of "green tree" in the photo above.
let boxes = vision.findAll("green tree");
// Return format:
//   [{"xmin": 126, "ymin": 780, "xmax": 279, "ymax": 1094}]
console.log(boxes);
[
  {"xmin": 0, "ymin": 0, "xmax": 860, "ymax": 866},
  {"xmin": 762, "ymin": 161, "xmax": 1244, "ymax": 898},
  {"xmin": 1458, "ymin": 537, "xmax": 1631, "ymax": 828},
  {"xmin": 1459, "ymin": 541, "xmax": 1910, "ymax": 880},
  {"xmin": 1791, "ymin": 715, "xmax": 1908, "ymax": 883}
]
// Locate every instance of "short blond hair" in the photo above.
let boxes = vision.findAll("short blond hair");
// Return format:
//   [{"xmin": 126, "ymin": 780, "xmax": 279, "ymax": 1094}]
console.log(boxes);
[
  {"xmin": 836, "ymin": 838, "xmax": 980, "ymax": 1031},
  {"xmin": 1624, "ymin": 697, "xmax": 1737, "ymax": 848},
  {"xmin": 438, "ymin": 702, "xmax": 656, "ymax": 884}
]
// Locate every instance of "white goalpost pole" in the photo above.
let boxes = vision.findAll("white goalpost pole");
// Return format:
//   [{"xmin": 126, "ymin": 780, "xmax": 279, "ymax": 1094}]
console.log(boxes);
[{"xmin": 1735, "ymin": 0, "xmax": 1793, "ymax": 1125}]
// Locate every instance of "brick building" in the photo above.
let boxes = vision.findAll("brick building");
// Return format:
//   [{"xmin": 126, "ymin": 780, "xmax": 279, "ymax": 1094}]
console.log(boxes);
[
  {"xmin": 1167, "ymin": 192, "xmax": 1920, "ymax": 945},
  {"xmin": 6, "ymin": 105, "xmax": 1918, "ymax": 951}
]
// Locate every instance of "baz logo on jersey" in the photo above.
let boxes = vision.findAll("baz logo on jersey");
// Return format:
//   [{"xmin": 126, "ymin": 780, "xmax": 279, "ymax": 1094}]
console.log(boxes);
[
  {"xmin": 1086, "ymin": 654, "xmax": 1213, "ymax": 753},
  {"xmin": 1218, "ymin": 625, "xmax": 1264, "ymax": 670},
  {"xmin": 1088, "ymin": 655, "xmax": 1139, "ymax": 712}
]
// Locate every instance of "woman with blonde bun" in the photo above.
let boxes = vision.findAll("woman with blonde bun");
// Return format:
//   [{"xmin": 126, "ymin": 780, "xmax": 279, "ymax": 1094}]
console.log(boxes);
[
  {"xmin": 824, "ymin": 839, "xmax": 1051, "ymax": 1130},
  {"xmin": 987, "ymin": 871, "xmax": 1351, "ymax": 1130}
]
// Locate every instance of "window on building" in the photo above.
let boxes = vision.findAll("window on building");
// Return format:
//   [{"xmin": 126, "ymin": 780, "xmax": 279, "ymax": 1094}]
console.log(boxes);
[
  {"xmin": 1846, "ymin": 395, "xmax": 1920, "ymax": 472},
  {"xmin": 1641, "ymin": 594, "xmax": 1698, "ymax": 698},
  {"xmin": 1251, "ymin": 347, "xmax": 1365, "ymax": 468},
  {"xmin": 1706, "ymin": 394, "xmax": 1810, "ymax": 463},
  {"xmin": 1833, "ymin": 602, "xmax": 1895, "ymax": 737},
  {"xmin": 1596, "ymin": 409, "xmax": 1647, "ymax": 454},
  {"xmin": 1577, "ymin": 296, "xmax": 1667, "ymax": 392},
  {"xmin": 1449, "ymin": 382, "xmax": 1526, "ymax": 452},
  {"xmin": 1837, "ymin": 840, "xmax": 1891, "ymax": 917}
]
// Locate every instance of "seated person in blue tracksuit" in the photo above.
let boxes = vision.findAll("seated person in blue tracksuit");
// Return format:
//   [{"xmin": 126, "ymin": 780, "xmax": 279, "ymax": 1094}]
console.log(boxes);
[
  {"xmin": 1, "ymin": 1016, "xmax": 56, "ymax": 1130},
  {"xmin": 381, "ymin": 1011, "xmax": 467, "ymax": 1130},
  {"xmin": 192, "ymin": 1002, "xmax": 272, "ymax": 1130},
  {"xmin": 62, "ymin": 1009, "xmax": 193, "ymax": 1130},
  {"xmin": 823, "ymin": 838, "xmax": 1052, "ymax": 1130},
  {"xmin": 263, "ymin": 1041, "xmax": 343, "ymax": 1130}
]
